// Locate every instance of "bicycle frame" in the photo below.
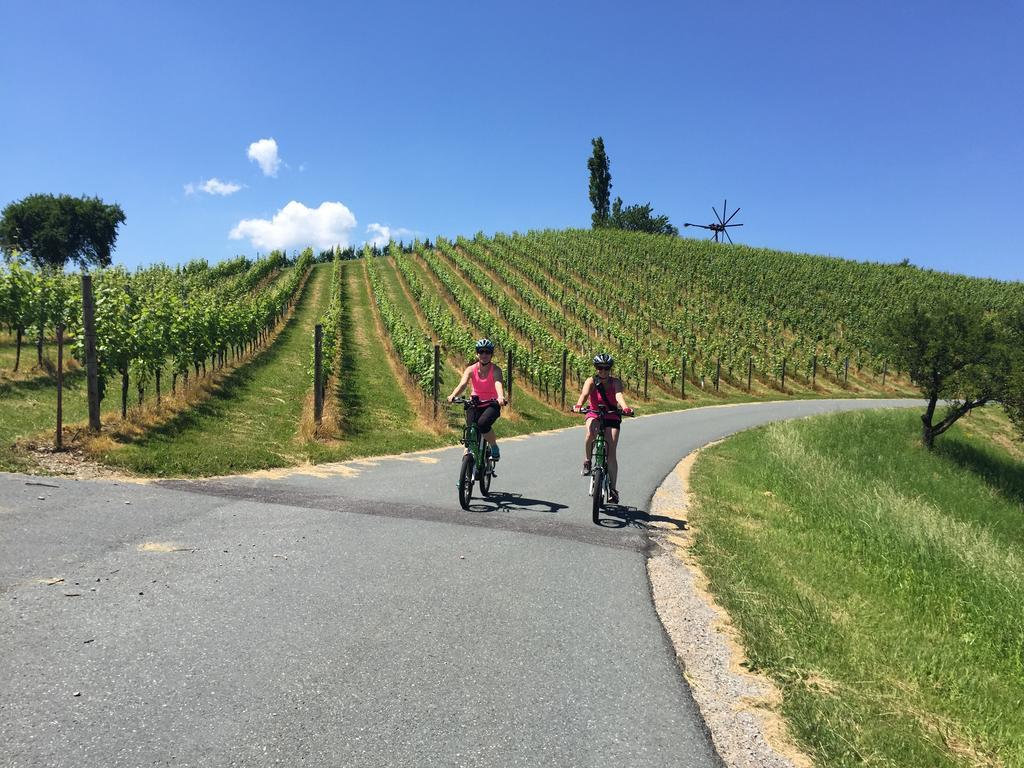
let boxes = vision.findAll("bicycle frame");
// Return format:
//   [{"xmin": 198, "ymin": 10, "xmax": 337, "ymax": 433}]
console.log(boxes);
[
  {"xmin": 584, "ymin": 406, "xmax": 619, "ymax": 495},
  {"xmin": 462, "ymin": 416, "xmax": 486, "ymax": 477},
  {"xmin": 454, "ymin": 399, "xmax": 497, "ymax": 479}
]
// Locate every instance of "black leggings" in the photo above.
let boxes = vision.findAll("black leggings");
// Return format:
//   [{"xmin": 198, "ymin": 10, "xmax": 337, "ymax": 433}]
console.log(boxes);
[{"xmin": 467, "ymin": 404, "xmax": 500, "ymax": 436}]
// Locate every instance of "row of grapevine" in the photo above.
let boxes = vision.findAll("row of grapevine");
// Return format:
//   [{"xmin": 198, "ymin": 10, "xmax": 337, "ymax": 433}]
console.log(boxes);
[
  {"xmin": 416, "ymin": 242, "xmax": 563, "ymax": 395},
  {"xmin": 456, "ymin": 235, "xmax": 664, "ymax": 390},
  {"xmin": 0, "ymin": 250, "xmax": 313, "ymax": 416},
  {"xmin": 364, "ymin": 252, "xmax": 434, "ymax": 394},
  {"xmin": 392, "ymin": 250, "xmax": 475, "ymax": 358},
  {"xmin": 310, "ymin": 249, "xmax": 344, "ymax": 389}
]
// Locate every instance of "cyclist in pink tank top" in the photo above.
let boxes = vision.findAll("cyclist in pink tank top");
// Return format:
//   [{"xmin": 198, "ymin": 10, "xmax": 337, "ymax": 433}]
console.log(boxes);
[
  {"xmin": 572, "ymin": 353, "xmax": 634, "ymax": 504},
  {"xmin": 446, "ymin": 338, "xmax": 508, "ymax": 461}
]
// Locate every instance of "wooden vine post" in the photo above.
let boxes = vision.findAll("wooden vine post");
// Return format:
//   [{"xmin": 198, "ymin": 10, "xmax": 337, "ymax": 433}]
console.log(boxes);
[
  {"xmin": 781, "ymin": 358, "xmax": 787, "ymax": 391},
  {"xmin": 714, "ymin": 357, "xmax": 721, "ymax": 392},
  {"xmin": 81, "ymin": 275, "xmax": 101, "ymax": 432},
  {"xmin": 747, "ymin": 356, "xmax": 753, "ymax": 392},
  {"xmin": 433, "ymin": 345, "xmax": 440, "ymax": 419},
  {"xmin": 507, "ymin": 350, "xmax": 513, "ymax": 402},
  {"xmin": 643, "ymin": 359, "xmax": 649, "ymax": 400},
  {"xmin": 313, "ymin": 324, "xmax": 323, "ymax": 426},
  {"xmin": 561, "ymin": 349, "xmax": 568, "ymax": 410},
  {"xmin": 680, "ymin": 352, "xmax": 686, "ymax": 398},
  {"xmin": 812, "ymin": 355, "xmax": 818, "ymax": 388},
  {"xmin": 56, "ymin": 324, "xmax": 64, "ymax": 449}
]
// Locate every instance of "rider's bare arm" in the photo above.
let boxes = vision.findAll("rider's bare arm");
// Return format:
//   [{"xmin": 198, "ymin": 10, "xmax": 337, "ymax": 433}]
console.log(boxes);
[
  {"xmin": 613, "ymin": 378, "xmax": 632, "ymax": 412},
  {"xmin": 447, "ymin": 366, "xmax": 473, "ymax": 402},
  {"xmin": 493, "ymin": 367, "xmax": 508, "ymax": 404},
  {"xmin": 573, "ymin": 377, "xmax": 594, "ymax": 411}
]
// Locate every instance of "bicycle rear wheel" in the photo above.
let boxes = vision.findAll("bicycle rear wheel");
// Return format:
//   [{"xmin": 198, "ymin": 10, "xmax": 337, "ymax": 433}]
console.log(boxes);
[
  {"xmin": 591, "ymin": 468, "xmax": 605, "ymax": 524},
  {"xmin": 459, "ymin": 454, "xmax": 474, "ymax": 510}
]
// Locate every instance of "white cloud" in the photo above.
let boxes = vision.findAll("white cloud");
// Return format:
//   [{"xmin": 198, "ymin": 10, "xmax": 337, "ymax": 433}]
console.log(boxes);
[
  {"xmin": 247, "ymin": 138, "xmax": 281, "ymax": 177},
  {"xmin": 185, "ymin": 177, "xmax": 243, "ymax": 196},
  {"xmin": 229, "ymin": 201, "xmax": 357, "ymax": 250},
  {"xmin": 366, "ymin": 223, "xmax": 417, "ymax": 248},
  {"xmin": 366, "ymin": 223, "xmax": 391, "ymax": 248}
]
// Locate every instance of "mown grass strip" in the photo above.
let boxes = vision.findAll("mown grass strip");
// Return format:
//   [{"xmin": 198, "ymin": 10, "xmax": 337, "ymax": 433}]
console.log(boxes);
[
  {"xmin": 689, "ymin": 407, "xmax": 1024, "ymax": 767},
  {"xmin": 301, "ymin": 261, "xmax": 444, "ymax": 463}
]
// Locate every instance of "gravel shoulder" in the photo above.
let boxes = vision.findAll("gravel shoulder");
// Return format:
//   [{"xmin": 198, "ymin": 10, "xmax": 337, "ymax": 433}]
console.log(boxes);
[{"xmin": 647, "ymin": 450, "xmax": 812, "ymax": 768}]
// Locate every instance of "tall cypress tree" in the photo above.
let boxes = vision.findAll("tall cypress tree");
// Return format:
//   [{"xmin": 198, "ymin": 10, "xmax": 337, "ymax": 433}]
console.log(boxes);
[{"xmin": 588, "ymin": 137, "xmax": 612, "ymax": 228}]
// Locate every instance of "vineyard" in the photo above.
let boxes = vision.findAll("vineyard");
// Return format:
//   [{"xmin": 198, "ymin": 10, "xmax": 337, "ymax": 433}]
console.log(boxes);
[{"xmin": 3, "ymin": 229, "xmax": 1021, "ymax": 475}]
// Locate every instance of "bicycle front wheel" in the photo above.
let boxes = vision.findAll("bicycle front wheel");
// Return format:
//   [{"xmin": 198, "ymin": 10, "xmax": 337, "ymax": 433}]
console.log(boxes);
[
  {"xmin": 591, "ymin": 468, "xmax": 605, "ymax": 524},
  {"xmin": 459, "ymin": 454, "xmax": 475, "ymax": 510},
  {"xmin": 479, "ymin": 457, "xmax": 492, "ymax": 497}
]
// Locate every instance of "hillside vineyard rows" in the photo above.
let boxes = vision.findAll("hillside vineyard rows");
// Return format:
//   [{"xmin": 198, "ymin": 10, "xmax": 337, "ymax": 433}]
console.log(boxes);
[
  {"xmin": 1, "ymin": 250, "xmax": 312, "ymax": 412},
  {"xmin": 3, "ymin": 229, "xmax": 1023, "ymax": 457}
]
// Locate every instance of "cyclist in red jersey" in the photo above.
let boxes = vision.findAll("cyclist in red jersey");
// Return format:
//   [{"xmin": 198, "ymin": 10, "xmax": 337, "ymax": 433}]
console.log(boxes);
[
  {"xmin": 572, "ymin": 353, "xmax": 634, "ymax": 504},
  {"xmin": 446, "ymin": 339, "xmax": 508, "ymax": 462}
]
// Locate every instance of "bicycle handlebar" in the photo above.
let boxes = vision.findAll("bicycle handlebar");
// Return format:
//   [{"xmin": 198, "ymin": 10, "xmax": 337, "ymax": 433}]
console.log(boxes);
[
  {"xmin": 573, "ymin": 406, "xmax": 635, "ymax": 417},
  {"xmin": 450, "ymin": 396, "xmax": 503, "ymax": 407}
]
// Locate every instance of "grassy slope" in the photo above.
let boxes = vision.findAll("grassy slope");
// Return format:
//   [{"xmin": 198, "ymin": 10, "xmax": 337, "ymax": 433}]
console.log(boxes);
[
  {"xmin": 689, "ymin": 406, "xmax": 1024, "ymax": 767},
  {"xmin": 302, "ymin": 260, "xmax": 447, "ymax": 462}
]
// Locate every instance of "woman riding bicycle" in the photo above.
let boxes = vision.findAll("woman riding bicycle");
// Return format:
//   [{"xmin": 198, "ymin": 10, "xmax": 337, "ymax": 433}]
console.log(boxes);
[
  {"xmin": 572, "ymin": 353, "xmax": 633, "ymax": 504},
  {"xmin": 446, "ymin": 339, "xmax": 508, "ymax": 462}
]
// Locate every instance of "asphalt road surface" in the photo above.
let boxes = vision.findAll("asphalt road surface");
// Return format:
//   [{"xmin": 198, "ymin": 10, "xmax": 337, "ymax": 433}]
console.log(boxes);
[{"xmin": 1, "ymin": 398, "xmax": 918, "ymax": 767}]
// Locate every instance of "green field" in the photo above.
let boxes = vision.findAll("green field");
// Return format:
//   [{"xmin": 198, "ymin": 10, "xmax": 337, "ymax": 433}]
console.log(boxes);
[{"xmin": 688, "ymin": 406, "xmax": 1024, "ymax": 767}]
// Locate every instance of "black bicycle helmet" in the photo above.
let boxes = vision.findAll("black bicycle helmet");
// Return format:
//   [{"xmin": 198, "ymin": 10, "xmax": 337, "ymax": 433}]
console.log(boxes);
[
  {"xmin": 475, "ymin": 338, "xmax": 495, "ymax": 353},
  {"xmin": 593, "ymin": 353, "xmax": 614, "ymax": 367}
]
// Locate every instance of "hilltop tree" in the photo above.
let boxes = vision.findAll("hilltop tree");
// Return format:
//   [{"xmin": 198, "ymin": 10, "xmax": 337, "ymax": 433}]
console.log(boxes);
[
  {"xmin": 0, "ymin": 194, "xmax": 126, "ymax": 271},
  {"xmin": 588, "ymin": 137, "xmax": 612, "ymax": 228},
  {"xmin": 1, "ymin": 194, "xmax": 126, "ymax": 366},
  {"xmin": 880, "ymin": 297, "xmax": 1021, "ymax": 449},
  {"xmin": 609, "ymin": 197, "xmax": 679, "ymax": 236}
]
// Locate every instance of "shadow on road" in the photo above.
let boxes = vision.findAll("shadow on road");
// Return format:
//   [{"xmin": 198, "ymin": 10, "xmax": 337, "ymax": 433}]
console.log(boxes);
[
  {"xmin": 596, "ymin": 505, "xmax": 688, "ymax": 531},
  {"xmin": 466, "ymin": 490, "xmax": 568, "ymax": 515}
]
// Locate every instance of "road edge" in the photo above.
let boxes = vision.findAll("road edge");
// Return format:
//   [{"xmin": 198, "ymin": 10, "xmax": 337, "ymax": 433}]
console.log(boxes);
[{"xmin": 646, "ymin": 445, "xmax": 813, "ymax": 768}]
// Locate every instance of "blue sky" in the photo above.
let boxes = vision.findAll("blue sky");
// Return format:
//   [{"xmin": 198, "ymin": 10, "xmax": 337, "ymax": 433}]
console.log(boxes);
[{"xmin": 2, "ymin": 1, "xmax": 1021, "ymax": 280}]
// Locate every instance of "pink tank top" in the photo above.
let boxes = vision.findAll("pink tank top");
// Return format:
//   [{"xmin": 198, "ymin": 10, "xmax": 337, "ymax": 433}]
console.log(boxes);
[
  {"xmin": 587, "ymin": 377, "xmax": 620, "ymax": 420},
  {"xmin": 471, "ymin": 363, "xmax": 499, "ymax": 402}
]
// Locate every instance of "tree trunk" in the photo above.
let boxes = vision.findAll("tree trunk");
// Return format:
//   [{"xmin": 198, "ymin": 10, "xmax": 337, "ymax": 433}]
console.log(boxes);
[
  {"xmin": 921, "ymin": 394, "xmax": 939, "ymax": 451},
  {"xmin": 121, "ymin": 371, "xmax": 129, "ymax": 418},
  {"xmin": 14, "ymin": 326, "xmax": 22, "ymax": 371},
  {"xmin": 921, "ymin": 421, "xmax": 936, "ymax": 451}
]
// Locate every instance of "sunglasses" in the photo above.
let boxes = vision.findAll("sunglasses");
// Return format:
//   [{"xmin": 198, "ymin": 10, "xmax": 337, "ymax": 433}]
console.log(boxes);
[
  {"xmin": 595, "ymin": 365, "xmax": 611, "ymax": 371},
  {"xmin": 478, "ymin": 351, "xmax": 493, "ymax": 355}
]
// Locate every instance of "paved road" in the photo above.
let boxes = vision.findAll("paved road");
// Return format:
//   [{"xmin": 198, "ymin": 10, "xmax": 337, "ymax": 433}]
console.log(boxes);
[{"xmin": 1, "ymin": 399, "xmax": 918, "ymax": 767}]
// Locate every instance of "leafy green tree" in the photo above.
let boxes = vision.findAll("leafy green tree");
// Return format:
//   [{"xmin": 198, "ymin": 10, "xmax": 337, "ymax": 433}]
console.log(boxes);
[
  {"xmin": 588, "ymin": 137, "xmax": 612, "ymax": 228},
  {"xmin": 0, "ymin": 194, "xmax": 126, "ymax": 270},
  {"xmin": 1, "ymin": 194, "xmax": 126, "ymax": 367},
  {"xmin": 881, "ymin": 298, "xmax": 1016, "ymax": 449},
  {"xmin": 609, "ymin": 197, "xmax": 679, "ymax": 236},
  {"xmin": 1001, "ymin": 306, "xmax": 1024, "ymax": 436}
]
